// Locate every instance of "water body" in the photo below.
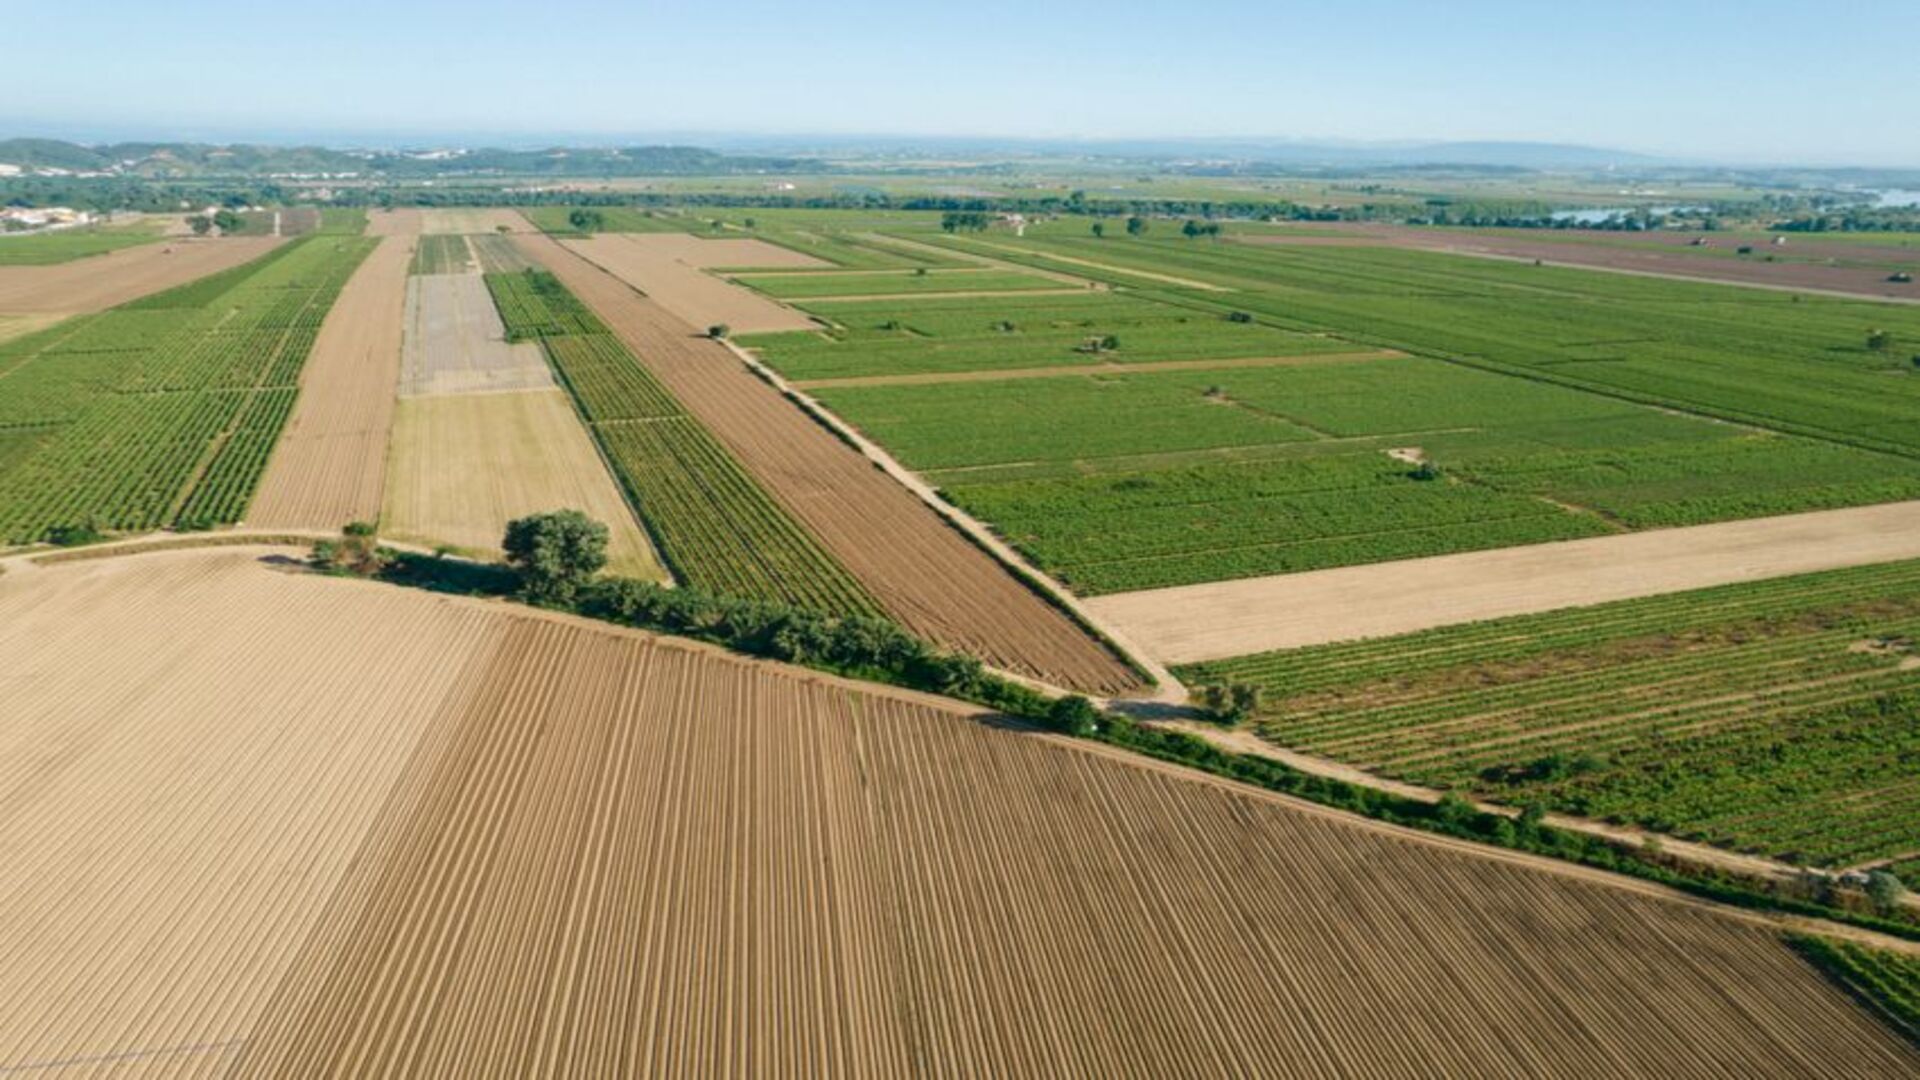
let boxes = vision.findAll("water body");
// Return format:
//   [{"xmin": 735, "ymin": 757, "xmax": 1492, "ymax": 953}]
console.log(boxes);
[{"xmin": 1874, "ymin": 189, "xmax": 1920, "ymax": 208}]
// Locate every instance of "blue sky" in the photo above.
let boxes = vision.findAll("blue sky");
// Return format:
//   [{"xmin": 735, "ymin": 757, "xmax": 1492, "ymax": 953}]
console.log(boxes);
[{"xmin": 7, "ymin": 1, "xmax": 1915, "ymax": 165}]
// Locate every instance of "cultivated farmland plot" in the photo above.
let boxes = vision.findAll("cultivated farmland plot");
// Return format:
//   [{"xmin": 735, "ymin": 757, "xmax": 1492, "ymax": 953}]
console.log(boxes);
[
  {"xmin": 0, "ymin": 548, "xmax": 1910, "ymax": 1077},
  {"xmin": 0, "ymin": 235, "xmax": 374, "ymax": 541},
  {"xmin": 1182, "ymin": 557, "xmax": 1920, "ymax": 868}
]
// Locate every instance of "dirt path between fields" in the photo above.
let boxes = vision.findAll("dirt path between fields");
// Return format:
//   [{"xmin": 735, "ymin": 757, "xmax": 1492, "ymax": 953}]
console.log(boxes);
[
  {"xmin": 955, "ymin": 236, "xmax": 1233, "ymax": 291},
  {"xmin": 852, "ymin": 232, "xmax": 1101, "ymax": 286},
  {"xmin": 789, "ymin": 349, "xmax": 1403, "ymax": 389},
  {"xmin": 1088, "ymin": 499, "xmax": 1920, "ymax": 663},
  {"xmin": 791, "ymin": 287, "xmax": 1095, "ymax": 303},
  {"xmin": 513, "ymin": 231, "xmax": 1145, "ymax": 695}
]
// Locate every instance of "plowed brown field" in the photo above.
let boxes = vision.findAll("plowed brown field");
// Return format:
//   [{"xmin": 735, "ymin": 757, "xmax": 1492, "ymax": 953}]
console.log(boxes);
[
  {"xmin": 0, "ymin": 236, "xmax": 284, "ymax": 314},
  {"xmin": 364, "ymin": 208, "xmax": 426, "ymax": 237},
  {"xmin": 420, "ymin": 208, "xmax": 533, "ymax": 235},
  {"xmin": 564, "ymin": 234, "xmax": 821, "ymax": 334},
  {"xmin": 1, "ymin": 548, "xmax": 1913, "ymax": 1077},
  {"xmin": 249, "ymin": 235, "xmax": 415, "ymax": 529},
  {"xmin": 514, "ymin": 232, "xmax": 1140, "ymax": 695}
]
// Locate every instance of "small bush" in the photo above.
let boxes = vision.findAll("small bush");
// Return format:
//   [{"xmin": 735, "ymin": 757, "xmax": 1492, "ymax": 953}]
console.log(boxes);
[{"xmin": 707, "ymin": 323, "xmax": 731, "ymax": 340}]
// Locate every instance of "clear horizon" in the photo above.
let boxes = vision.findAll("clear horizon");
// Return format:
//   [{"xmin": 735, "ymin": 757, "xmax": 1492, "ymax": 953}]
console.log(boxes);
[{"xmin": 7, "ymin": 0, "xmax": 1918, "ymax": 167}]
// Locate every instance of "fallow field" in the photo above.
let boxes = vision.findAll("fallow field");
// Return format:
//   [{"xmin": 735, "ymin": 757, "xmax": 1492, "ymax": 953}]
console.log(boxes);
[{"xmin": 0, "ymin": 547, "xmax": 1911, "ymax": 1077}]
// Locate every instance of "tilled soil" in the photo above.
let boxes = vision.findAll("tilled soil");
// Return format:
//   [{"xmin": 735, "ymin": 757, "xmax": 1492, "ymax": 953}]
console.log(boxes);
[
  {"xmin": 2, "ymin": 549, "xmax": 1913, "ymax": 1077},
  {"xmin": 0, "ymin": 236, "xmax": 285, "ymax": 314},
  {"xmin": 248, "ymin": 236, "xmax": 415, "ymax": 529},
  {"xmin": 516, "ymin": 231, "xmax": 1142, "ymax": 695}
]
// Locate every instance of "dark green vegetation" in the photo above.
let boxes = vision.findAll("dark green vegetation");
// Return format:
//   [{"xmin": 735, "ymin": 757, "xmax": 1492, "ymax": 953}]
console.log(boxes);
[
  {"xmin": 750, "ymin": 290, "xmax": 1349, "ymax": 381},
  {"xmin": 0, "ymin": 236, "xmax": 374, "ymax": 541},
  {"xmin": 0, "ymin": 218, "xmax": 167, "ymax": 265},
  {"xmin": 1792, "ymin": 936, "xmax": 1920, "ymax": 1046},
  {"xmin": 1182, "ymin": 559, "xmax": 1920, "ymax": 867},
  {"xmin": 409, "ymin": 234, "xmax": 471, "ymax": 275},
  {"xmin": 484, "ymin": 270, "xmax": 879, "ymax": 615},
  {"xmin": 503, "ymin": 509, "xmax": 608, "ymax": 606},
  {"xmin": 815, "ymin": 353, "xmax": 1920, "ymax": 593}
]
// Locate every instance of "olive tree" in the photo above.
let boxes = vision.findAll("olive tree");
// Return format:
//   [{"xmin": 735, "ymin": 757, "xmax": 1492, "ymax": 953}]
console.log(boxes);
[{"xmin": 502, "ymin": 510, "xmax": 608, "ymax": 605}]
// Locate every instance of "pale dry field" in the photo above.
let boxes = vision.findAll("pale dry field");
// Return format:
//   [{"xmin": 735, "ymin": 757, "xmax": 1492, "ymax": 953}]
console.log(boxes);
[
  {"xmin": 0, "ymin": 312, "xmax": 64, "ymax": 346},
  {"xmin": 382, "ymin": 389, "xmax": 664, "ymax": 579},
  {"xmin": 564, "ymin": 234, "xmax": 822, "ymax": 334},
  {"xmin": 249, "ymin": 236, "xmax": 415, "ymax": 529},
  {"xmin": 613, "ymin": 232, "xmax": 831, "ymax": 270},
  {"xmin": 0, "ymin": 548, "xmax": 1911, "ymax": 1077},
  {"xmin": 1088, "ymin": 498, "xmax": 1920, "ymax": 663},
  {"xmin": 399, "ymin": 274, "xmax": 554, "ymax": 396},
  {"xmin": 0, "ymin": 236, "xmax": 283, "ymax": 314},
  {"xmin": 363, "ymin": 208, "xmax": 426, "ymax": 237},
  {"xmin": 420, "ymin": 208, "xmax": 532, "ymax": 235},
  {"xmin": 518, "ymin": 232, "xmax": 1141, "ymax": 694}
]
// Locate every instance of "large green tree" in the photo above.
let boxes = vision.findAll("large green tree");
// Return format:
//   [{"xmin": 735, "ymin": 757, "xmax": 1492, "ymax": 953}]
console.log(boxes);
[{"xmin": 503, "ymin": 510, "xmax": 609, "ymax": 605}]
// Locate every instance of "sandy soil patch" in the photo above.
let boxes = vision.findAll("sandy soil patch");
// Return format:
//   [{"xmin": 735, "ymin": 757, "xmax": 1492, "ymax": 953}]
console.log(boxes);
[
  {"xmin": 382, "ymin": 388, "xmax": 664, "ymax": 579},
  {"xmin": 420, "ymin": 207, "xmax": 533, "ymax": 235},
  {"xmin": 564, "ymin": 234, "xmax": 822, "ymax": 334},
  {"xmin": 248, "ymin": 236, "xmax": 414, "ymax": 529},
  {"xmin": 400, "ymin": 274, "xmax": 554, "ymax": 396},
  {"xmin": 0, "ymin": 236, "xmax": 284, "ymax": 314},
  {"xmin": 0, "ymin": 313, "xmax": 64, "ymax": 346},
  {"xmin": 790, "ymin": 349, "xmax": 1403, "ymax": 390},
  {"xmin": 1089, "ymin": 499, "xmax": 1920, "ymax": 663},
  {"xmin": 0, "ymin": 549, "xmax": 1908, "ymax": 1076},
  {"xmin": 614, "ymin": 231, "xmax": 831, "ymax": 269},
  {"xmin": 363, "ymin": 208, "xmax": 425, "ymax": 237},
  {"xmin": 519, "ymin": 232, "xmax": 1140, "ymax": 694}
]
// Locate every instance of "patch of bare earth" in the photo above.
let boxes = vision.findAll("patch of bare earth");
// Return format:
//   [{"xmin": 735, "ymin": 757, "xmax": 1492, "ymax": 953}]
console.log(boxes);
[
  {"xmin": 563, "ymin": 233, "xmax": 824, "ymax": 334},
  {"xmin": 0, "ymin": 236, "xmax": 285, "ymax": 315},
  {"xmin": 1089, "ymin": 499, "xmax": 1920, "ymax": 663},
  {"xmin": 249, "ymin": 236, "xmax": 415, "ymax": 529},
  {"xmin": 0, "ymin": 549, "xmax": 1911, "ymax": 1076},
  {"xmin": 517, "ymin": 231, "xmax": 1141, "ymax": 694}
]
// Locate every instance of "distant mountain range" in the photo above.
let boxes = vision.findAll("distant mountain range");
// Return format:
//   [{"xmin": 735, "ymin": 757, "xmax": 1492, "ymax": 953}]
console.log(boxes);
[{"xmin": 0, "ymin": 139, "xmax": 823, "ymax": 178}]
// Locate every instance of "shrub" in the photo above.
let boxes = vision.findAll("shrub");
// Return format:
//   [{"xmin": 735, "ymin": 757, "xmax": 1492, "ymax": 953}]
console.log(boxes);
[
  {"xmin": 311, "ymin": 520, "xmax": 388, "ymax": 576},
  {"xmin": 1048, "ymin": 695, "xmax": 1102, "ymax": 737},
  {"xmin": 1226, "ymin": 311, "xmax": 1254, "ymax": 323},
  {"xmin": 45, "ymin": 521, "xmax": 104, "ymax": 546},
  {"xmin": 708, "ymin": 323, "xmax": 731, "ymax": 340}
]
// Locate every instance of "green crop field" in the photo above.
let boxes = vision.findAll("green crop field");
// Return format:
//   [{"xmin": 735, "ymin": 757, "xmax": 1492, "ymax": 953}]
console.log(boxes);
[
  {"xmin": 916, "ymin": 229, "xmax": 1920, "ymax": 458},
  {"xmin": 747, "ymin": 291, "xmax": 1348, "ymax": 381},
  {"xmin": 1180, "ymin": 559, "xmax": 1920, "ymax": 866},
  {"xmin": 815, "ymin": 353, "xmax": 1920, "ymax": 593},
  {"xmin": 731, "ymin": 267, "xmax": 1062, "ymax": 299},
  {"xmin": 0, "ymin": 235, "xmax": 374, "ymax": 541},
  {"xmin": 485, "ymin": 269, "xmax": 880, "ymax": 615},
  {"xmin": 410, "ymin": 235, "xmax": 471, "ymax": 275},
  {"xmin": 0, "ymin": 218, "xmax": 169, "ymax": 265},
  {"xmin": 1792, "ymin": 937, "xmax": 1920, "ymax": 1039}
]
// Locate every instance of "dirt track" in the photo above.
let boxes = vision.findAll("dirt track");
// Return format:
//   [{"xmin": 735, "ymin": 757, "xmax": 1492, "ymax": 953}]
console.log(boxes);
[
  {"xmin": 1241, "ymin": 224, "xmax": 1920, "ymax": 302},
  {"xmin": 0, "ymin": 236, "xmax": 284, "ymax": 314},
  {"xmin": 249, "ymin": 236, "xmax": 415, "ymax": 529},
  {"xmin": 2, "ymin": 548, "xmax": 1913, "ymax": 1077},
  {"xmin": 1088, "ymin": 498, "xmax": 1920, "ymax": 663},
  {"xmin": 563, "ymin": 234, "xmax": 823, "ymax": 334},
  {"xmin": 517, "ymin": 231, "xmax": 1142, "ymax": 694}
]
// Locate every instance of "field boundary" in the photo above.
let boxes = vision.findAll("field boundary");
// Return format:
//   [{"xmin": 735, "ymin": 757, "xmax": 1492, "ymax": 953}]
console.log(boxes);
[
  {"xmin": 724, "ymin": 338, "xmax": 1179, "ymax": 701},
  {"xmin": 787, "ymin": 348, "xmax": 1403, "ymax": 389},
  {"xmin": 1087, "ymin": 498, "xmax": 1920, "ymax": 663}
]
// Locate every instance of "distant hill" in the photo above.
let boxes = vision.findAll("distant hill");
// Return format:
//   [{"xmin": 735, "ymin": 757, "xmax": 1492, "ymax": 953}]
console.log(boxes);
[{"xmin": 0, "ymin": 139, "xmax": 825, "ymax": 178}]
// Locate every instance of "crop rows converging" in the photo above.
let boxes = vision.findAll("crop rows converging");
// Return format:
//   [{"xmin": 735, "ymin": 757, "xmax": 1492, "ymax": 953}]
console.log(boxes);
[
  {"xmin": 0, "ymin": 236, "xmax": 375, "ymax": 541},
  {"xmin": 484, "ymin": 269, "xmax": 879, "ymax": 615},
  {"xmin": 742, "ymin": 223, "xmax": 1920, "ymax": 595},
  {"xmin": 1180, "ymin": 558, "xmax": 1920, "ymax": 867},
  {"xmin": 1792, "ymin": 936, "xmax": 1920, "ymax": 1044}
]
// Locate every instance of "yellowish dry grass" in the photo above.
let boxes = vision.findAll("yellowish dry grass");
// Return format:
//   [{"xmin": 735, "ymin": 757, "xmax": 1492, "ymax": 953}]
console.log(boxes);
[
  {"xmin": 382, "ymin": 388, "xmax": 665, "ymax": 579},
  {"xmin": 0, "ymin": 313, "xmax": 63, "ymax": 346}
]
